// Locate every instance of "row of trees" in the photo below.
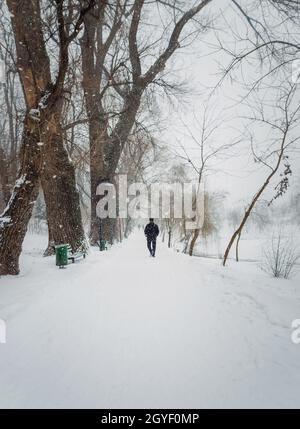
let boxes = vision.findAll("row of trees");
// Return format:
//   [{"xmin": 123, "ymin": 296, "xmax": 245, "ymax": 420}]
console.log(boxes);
[{"xmin": 0, "ymin": 0, "xmax": 215, "ymax": 274}]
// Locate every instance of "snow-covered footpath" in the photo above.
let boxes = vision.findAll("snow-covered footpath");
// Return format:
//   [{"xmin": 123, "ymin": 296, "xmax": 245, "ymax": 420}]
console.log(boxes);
[{"xmin": 0, "ymin": 232, "xmax": 300, "ymax": 408}]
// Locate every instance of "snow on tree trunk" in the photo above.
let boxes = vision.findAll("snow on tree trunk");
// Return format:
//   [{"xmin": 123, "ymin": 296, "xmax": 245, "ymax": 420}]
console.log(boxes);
[{"xmin": 0, "ymin": 118, "xmax": 41, "ymax": 275}]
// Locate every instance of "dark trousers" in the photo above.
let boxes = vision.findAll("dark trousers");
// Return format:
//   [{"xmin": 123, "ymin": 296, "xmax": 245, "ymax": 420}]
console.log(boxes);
[{"xmin": 147, "ymin": 237, "xmax": 156, "ymax": 256}]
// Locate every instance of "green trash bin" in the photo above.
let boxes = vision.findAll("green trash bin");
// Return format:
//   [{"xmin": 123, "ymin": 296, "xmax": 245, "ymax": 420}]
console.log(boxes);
[
  {"xmin": 99, "ymin": 239, "xmax": 107, "ymax": 251},
  {"xmin": 55, "ymin": 244, "xmax": 68, "ymax": 268}
]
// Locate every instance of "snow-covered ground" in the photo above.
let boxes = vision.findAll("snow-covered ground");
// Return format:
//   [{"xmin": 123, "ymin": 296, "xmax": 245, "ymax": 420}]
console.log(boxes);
[
  {"xmin": 175, "ymin": 225, "xmax": 300, "ymax": 262},
  {"xmin": 0, "ymin": 231, "xmax": 300, "ymax": 408}
]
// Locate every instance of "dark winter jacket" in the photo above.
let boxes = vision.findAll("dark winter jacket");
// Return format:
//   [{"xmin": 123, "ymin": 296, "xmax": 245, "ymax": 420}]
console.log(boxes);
[{"xmin": 144, "ymin": 222, "xmax": 159, "ymax": 239}]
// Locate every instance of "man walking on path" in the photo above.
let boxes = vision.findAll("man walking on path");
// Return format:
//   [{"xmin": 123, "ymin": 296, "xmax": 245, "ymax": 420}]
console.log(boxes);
[{"xmin": 144, "ymin": 218, "xmax": 159, "ymax": 257}]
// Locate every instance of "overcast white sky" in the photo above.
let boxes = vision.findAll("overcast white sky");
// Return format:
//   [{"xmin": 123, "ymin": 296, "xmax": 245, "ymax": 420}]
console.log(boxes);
[{"xmin": 155, "ymin": 0, "xmax": 300, "ymax": 206}]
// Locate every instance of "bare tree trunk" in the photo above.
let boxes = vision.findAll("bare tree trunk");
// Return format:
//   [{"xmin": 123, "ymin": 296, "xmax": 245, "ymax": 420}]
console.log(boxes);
[
  {"xmin": 189, "ymin": 228, "xmax": 200, "ymax": 256},
  {"xmin": 89, "ymin": 122, "xmax": 106, "ymax": 245},
  {"xmin": 4, "ymin": 73, "xmax": 18, "ymax": 183},
  {"xmin": 0, "ymin": 117, "xmax": 41, "ymax": 275},
  {"xmin": 80, "ymin": 8, "xmax": 106, "ymax": 245},
  {"xmin": 223, "ymin": 159, "xmax": 283, "ymax": 266},
  {"xmin": 41, "ymin": 128, "xmax": 87, "ymax": 255},
  {"xmin": 0, "ymin": 147, "xmax": 11, "ymax": 205},
  {"xmin": 0, "ymin": 0, "xmax": 51, "ymax": 274},
  {"xmin": 235, "ymin": 231, "xmax": 241, "ymax": 262},
  {"xmin": 168, "ymin": 228, "xmax": 172, "ymax": 248}
]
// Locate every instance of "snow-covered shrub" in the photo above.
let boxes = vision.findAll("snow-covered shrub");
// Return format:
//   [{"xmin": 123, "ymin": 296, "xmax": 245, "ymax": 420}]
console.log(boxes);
[{"xmin": 261, "ymin": 232, "xmax": 300, "ymax": 279}]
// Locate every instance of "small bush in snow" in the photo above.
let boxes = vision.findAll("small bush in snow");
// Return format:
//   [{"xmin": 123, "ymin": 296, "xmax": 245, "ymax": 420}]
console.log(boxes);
[{"xmin": 261, "ymin": 232, "xmax": 300, "ymax": 279}]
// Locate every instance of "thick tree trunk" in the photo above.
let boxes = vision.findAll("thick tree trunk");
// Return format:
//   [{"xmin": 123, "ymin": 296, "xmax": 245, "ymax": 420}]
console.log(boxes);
[
  {"xmin": 0, "ymin": 100, "xmax": 88, "ymax": 272},
  {"xmin": 41, "ymin": 133, "xmax": 87, "ymax": 255},
  {"xmin": 0, "ymin": 117, "xmax": 41, "ymax": 275},
  {"xmin": 81, "ymin": 14, "xmax": 143, "ymax": 245},
  {"xmin": 4, "ymin": 73, "xmax": 18, "ymax": 184},
  {"xmin": 38, "ymin": 105, "xmax": 87, "ymax": 255}
]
